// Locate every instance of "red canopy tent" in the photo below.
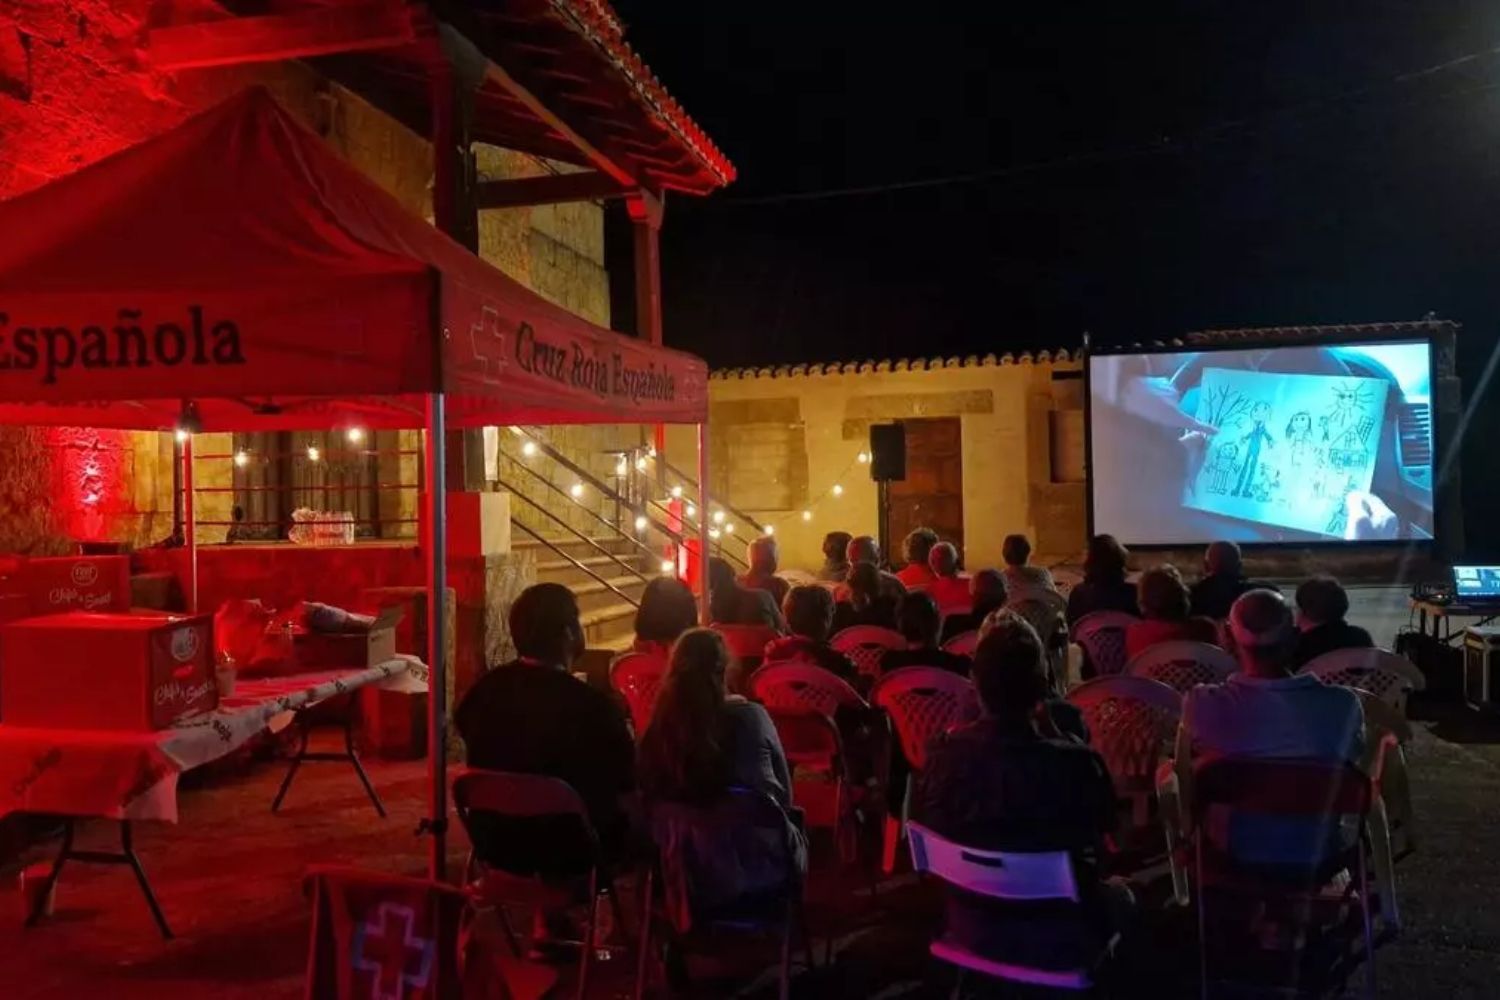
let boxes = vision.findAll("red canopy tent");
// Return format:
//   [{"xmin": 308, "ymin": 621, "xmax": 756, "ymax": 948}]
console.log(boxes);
[{"xmin": 0, "ymin": 87, "xmax": 712, "ymax": 875}]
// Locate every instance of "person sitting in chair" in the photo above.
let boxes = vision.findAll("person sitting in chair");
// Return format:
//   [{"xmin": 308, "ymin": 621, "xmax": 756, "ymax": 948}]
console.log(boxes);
[
  {"xmin": 832, "ymin": 562, "xmax": 899, "ymax": 633},
  {"xmin": 1292, "ymin": 575, "xmax": 1374, "ymax": 669},
  {"xmin": 925, "ymin": 542, "xmax": 972, "ymax": 611},
  {"xmin": 761, "ymin": 585, "xmax": 859, "ymax": 684},
  {"xmin": 1001, "ymin": 533, "xmax": 1056, "ymax": 595},
  {"xmin": 879, "ymin": 590, "xmax": 972, "ymax": 677},
  {"xmin": 818, "ymin": 531, "xmax": 853, "ymax": 582},
  {"xmin": 708, "ymin": 557, "xmax": 786, "ymax": 632},
  {"xmin": 1125, "ymin": 565, "xmax": 1221, "ymax": 658},
  {"xmin": 1066, "ymin": 534, "xmax": 1139, "ymax": 624},
  {"xmin": 739, "ymin": 536, "xmax": 791, "ymax": 609},
  {"xmin": 633, "ymin": 576, "xmax": 699, "ymax": 659},
  {"xmin": 938, "ymin": 568, "xmax": 1009, "ymax": 645},
  {"xmin": 1189, "ymin": 540, "xmax": 1257, "ymax": 620},
  {"xmin": 896, "ymin": 527, "xmax": 940, "ymax": 590}
]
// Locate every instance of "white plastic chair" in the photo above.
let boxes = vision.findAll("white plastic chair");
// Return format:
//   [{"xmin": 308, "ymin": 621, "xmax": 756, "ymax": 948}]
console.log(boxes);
[
  {"xmin": 907, "ymin": 821, "xmax": 1115, "ymax": 991},
  {"xmin": 1070, "ymin": 611, "xmax": 1138, "ymax": 677},
  {"xmin": 942, "ymin": 629, "xmax": 979, "ymax": 657},
  {"xmin": 1301, "ymin": 647, "xmax": 1425, "ymax": 714},
  {"xmin": 872, "ymin": 667, "xmax": 980, "ymax": 873},
  {"xmin": 1066, "ymin": 676, "xmax": 1183, "ymax": 831},
  {"xmin": 1125, "ymin": 640, "xmax": 1236, "ymax": 694},
  {"xmin": 1008, "ymin": 586, "xmax": 1067, "ymax": 623},
  {"xmin": 830, "ymin": 625, "xmax": 906, "ymax": 680}
]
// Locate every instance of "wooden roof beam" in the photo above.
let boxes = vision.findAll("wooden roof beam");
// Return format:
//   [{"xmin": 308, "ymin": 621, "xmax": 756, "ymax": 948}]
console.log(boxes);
[
  {"xmin": 147, "ymin": 2, "xmax": 416, "ymax": 71},
  {"xmin": 475, "ymin": 170, "xmax": 629, "ymax": 209},
  {"xmin": 481, "ymin": 60, "xmax": 637, "ymax": 187}
]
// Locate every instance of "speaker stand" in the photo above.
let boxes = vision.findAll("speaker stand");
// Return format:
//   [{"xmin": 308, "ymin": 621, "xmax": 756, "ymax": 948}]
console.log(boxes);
[{"xmin": 876, "ymin": 479, "xmax": 892, "ymax": 565}]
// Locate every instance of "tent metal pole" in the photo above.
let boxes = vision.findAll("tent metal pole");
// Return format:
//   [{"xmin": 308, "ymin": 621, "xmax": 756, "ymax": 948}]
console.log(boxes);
[
  {"xmin": 697, "ymin": 420, "xmax": 710, "ymax": 622},
  {"xmin": 183, "ymin": 434, "xmax": 197, "ymax": 613},
  {"xmin": 424, "ymin": 392, "xmax": 449, "ymax": 882}
]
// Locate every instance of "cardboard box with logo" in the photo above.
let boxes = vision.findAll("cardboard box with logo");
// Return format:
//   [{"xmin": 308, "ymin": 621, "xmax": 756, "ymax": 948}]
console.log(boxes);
[
  {"xmin": 291, "ymin": 605, "xmax": 403, "ymax": 671},
  {"xmin": 0, "ymin": 612, "xmax": 217, "ymax": 731},
  {"xmin": 21, "ymin": 556, "xmax": 131, "ymax": 616}
]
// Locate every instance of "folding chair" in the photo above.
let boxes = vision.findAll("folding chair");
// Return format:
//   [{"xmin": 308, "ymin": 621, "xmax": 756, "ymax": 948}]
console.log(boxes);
[
  {"xmin": 610, "ymin": 651, "xmax": 669, "ymax": 735},
  {"xmin": 452, "ymin": 770, "xmax": 625, "ymax": 1000},
  {"xmin": 1190, "ymin": 758, "xmax": 1378, "ymax": 1000},
  {"xmin": 1301, "ymin": 647, "xmax": 1426, "ymax": 714},
  {"xmin": 1070, "ymin": 611, "xmax": 1138, "ymax": 678},
  {"xmin": 636, "ymin": 788, "xmax": 814, "ymax": 1000},
  {"xmin": 941, "ymin": 630, "xmax": 979, "ymax": 657},
  {"xmin": 830, "ymin": 625, "xmax": 906, "ymax": 681},
  {"xmin": 908, "ymin": 821, "xmax": 1117, "ymax": 992},
  {"xmin": 1126, "ymin": 640, "xmax": 1236, "ymax": 694},
  {"xmin": 872, "ymin": 668, "xmax": 980, "ymax": 873}
]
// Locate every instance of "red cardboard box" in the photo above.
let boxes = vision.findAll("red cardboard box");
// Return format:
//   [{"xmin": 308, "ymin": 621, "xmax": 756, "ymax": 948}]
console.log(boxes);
[
  {"xmin": 291, "ymin": 605, "xmax": 402, "ymax": 671},
  {"xmin": 22, "ymin": 556, "xmax": 130, "ymax": 616},
  {"xmin": 0, "ymin": 612, "xmax": 217, "ymax": 731}
]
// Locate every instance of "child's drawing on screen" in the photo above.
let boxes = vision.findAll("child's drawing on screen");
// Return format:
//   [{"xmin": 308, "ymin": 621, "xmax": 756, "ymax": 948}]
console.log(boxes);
[
  {"xmin": 1233, "ymin": 401, "xmax": 1275, "ymax": 498},
  {"xmin": 1206, "ymin": 443, "xmax": 1239, "ymax": 495},
  {"xmin": 1285, "ymin": 411, "xmax": 1314, "ymax": 469}
]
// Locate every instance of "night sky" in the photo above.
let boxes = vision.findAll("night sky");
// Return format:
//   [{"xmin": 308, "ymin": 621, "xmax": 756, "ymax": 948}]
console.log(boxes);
[{"xmin": 605, "ymin": 2, "xmax": 1500, "ymax": 552}]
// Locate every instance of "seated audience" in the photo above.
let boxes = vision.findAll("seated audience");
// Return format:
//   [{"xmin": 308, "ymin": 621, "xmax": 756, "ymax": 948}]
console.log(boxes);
[
  {"xmin": 1066, "ymin": 534, "xmax": 1140, "ymax": 623},
  {"xmin": 879, "ymin": 590, "xmax": 972, "ymax": 676},
  {"xmin": 455, "ymin": 583, "xmax": 636, "ymax": 862},
  {"xmin": 632, "ymin": 576, "xmax": 699, "ymax": 659},
  {"xmin": 916, "ymin": 614, "xmax": 1123, "ymax": 958},
  {"xmin": 833, "ymin": 562, "xmax": 900, "ymax": 633},
  {"xmin": 1189, "ymin": 540, "xmax": 1255, "ymax": 620},
  {"xmin": 708, "ymin": 557, "xmax": 786, "ymax": 632},
  {"xmin": 1125, "ymin": 565, "xmax": 1221, "ymax": 658},
  {"xmin": 639, "ymin": 629, "xmax": 793, "ymax": 807},
  {"xmin": 1001, "ymin": 533, "xmax": 1056, "ymax": 595},
  {"xmin": 739, "ymin": 536, "xmax": 790, "ymax": 609},
  {"xmin": 818, "ymin": 530, "xmax": 854, "ymax": 582},
  {"xmin": 1292, "ymin": 574, "xmax": 1375, "ymax": 668},
  {"xmin": 939, "ymin": 568, "xmax": 1009, "ymax": 645},
  {"xmin": 762, "ymin": 585, "xmax": 859, "ymax": 682},
  {"xmin": 896, "ymin": 527, "xmax": 940, "ymax": 589},
  {"xmin": 925, "ymin": 542, "xmax": 972, "ymax": 611},
  {"xmin": 835, "ymin": 535, "xmax": 908, "ymax": 604},
  {"xmin": 1179, "ymin": 589, "xmax": 1364, "ymax": 867}
]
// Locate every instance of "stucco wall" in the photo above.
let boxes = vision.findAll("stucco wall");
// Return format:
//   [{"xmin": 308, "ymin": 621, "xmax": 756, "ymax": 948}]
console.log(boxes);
[{"xmin": 668, "ymin": 355, "xmax": 1087, "ymax": 573}]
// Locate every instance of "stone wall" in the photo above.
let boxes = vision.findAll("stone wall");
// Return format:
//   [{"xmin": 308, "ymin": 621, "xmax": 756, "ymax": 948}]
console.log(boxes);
[
  {"xmin": 669, "ymin": 354, "xmax": 1088, "ymax": 573},
  {"xmin": 0, "ymin": 1, "xmax": 618, "ymax": 551}
]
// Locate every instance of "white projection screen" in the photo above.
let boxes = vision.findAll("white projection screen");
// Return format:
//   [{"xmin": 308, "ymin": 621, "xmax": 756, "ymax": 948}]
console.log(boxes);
[{"xmin": 1087, "ymin": 339, "xmax": 1435, "ymax": 546}]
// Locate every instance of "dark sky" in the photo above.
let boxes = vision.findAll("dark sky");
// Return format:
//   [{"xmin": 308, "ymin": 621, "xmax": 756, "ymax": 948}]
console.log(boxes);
[{"xmin": 604, "ymin": 2, "xmax": 1500, "ymax": 549}]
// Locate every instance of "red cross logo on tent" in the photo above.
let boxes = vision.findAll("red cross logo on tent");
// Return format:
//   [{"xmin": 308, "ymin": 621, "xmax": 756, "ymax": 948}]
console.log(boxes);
[
  {"xmin": 468, "ymin": 307, "xmax": 507, "ymax": 382},
  {"xmin": 351, "ymin": 902, "xmax": 435, "ymax": 1000}
]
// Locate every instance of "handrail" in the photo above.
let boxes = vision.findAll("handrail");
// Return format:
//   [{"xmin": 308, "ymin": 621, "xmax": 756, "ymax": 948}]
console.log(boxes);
[
  {"xmin": 643, "ymin": 495, "xmax": 751, "ymax": 568},
  {"xmin": 661, "ymin": 456, "xmax": 766, "ymax": 534},
  {"xmin": 496, "ymin": 476, "xmax": 649, "ymax": 585},
  {"xmin": 502, "ymin": 446, "xmax": 679, "ymax": 561},
  {"xmin": 507, "ymin": 517, "xmax": 641, "ymax": 611}
]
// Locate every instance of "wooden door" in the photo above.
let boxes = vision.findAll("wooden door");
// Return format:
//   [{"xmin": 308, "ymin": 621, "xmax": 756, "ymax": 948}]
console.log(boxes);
[{"xmin": 887, "ymin": 417, "xmax": 964, "ymax": 554}]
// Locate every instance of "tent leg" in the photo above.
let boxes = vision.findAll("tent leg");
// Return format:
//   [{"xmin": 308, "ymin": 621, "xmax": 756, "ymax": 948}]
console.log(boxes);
[
  {"xmin": 697, "ymin": 421, "xmax": 710, "ymax": 623},
  {"xmin": 425, "ymin": 392, "xmax": 449, "ymax": 882},
  {"xmin": 183, "ymin": 434, "xmax": 197, "ymax": 613}
]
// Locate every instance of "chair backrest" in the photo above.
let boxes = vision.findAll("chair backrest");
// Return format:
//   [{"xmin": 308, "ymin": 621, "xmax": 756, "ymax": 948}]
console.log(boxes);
[
  {"xmin": 907, "ymin": 821, "xmax": 1080, "ymax": 902},
  {"xmin": 942, "ymin": 629, "xmax": 979, "ymax": 657},
  {"xmin": 871, "ymin": 667, "xmax": 980, "ymax": 770},
  {"xmin": 451, "ymin": 769, "xmax": 598, "ymax": 875},
  {"xmin": 1126, "ymin": 640, "xmax": 1236, "ymax": 693},
  {"xmin": 764, "ymin": 706, "xmax": 844, "ymax": 768},
  {"xmin": 749, "ymin": 661, "xmax": 866, "ymax": 718},
  {"xmin": 1065, "ymin": 676, "xmax": 1182, "ymax": 790},
  {"xmin": 1191, "ymin": 757, "xmax": 1372, "ymax": 821},
  {"xmin": 713, "ymin": 623, "xmax": 780, "ymax": 663},
  {"xmin": 1300, "ymin": 647, "xmax": 1425, "ymax": 710},
  {"xmin": 830, "ymin": 625, "xmax": 906, "ymax": 679},
  {"xmin": 609, "ymin": 651, "xmax": 669, "ymax": 734},
  {"xmin": 1070, "ymin": 611, "xmax": 1138, "ymax": 677},
  {"xmin": 1009, "ymin": 587, "xmax": 1068, "ymax": 621}
]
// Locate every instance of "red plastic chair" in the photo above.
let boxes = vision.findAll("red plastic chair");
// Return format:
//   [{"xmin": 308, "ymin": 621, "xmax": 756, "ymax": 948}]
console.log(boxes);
[
  {"xmin": 1070, "ymin": 611, "xmax": 1138, "ymax": 677},
  {"xmin": 871, "ymin": 667, "xmax": 981, "ymax": 873},
  {"xmin": 713, "ymin": 623, "xmax": 780, "ymax": 669},
  {"xmin": 609, "ymin": 651, "xmax": 669, "ymax": 735},
  {"xmin": 749, "ymin": 661, "xmax": 867, "ymax": 719},
  {"xmin": 1126, "ymin": 640, "xmax": 1236, "ymax": 694},
  {"xmin": 942, "ymin": 629, "xmax": 979, "ymax": 657},
  {"xmin": 830, "ymin": 625, "xmax": 906, "ymax": 680}
]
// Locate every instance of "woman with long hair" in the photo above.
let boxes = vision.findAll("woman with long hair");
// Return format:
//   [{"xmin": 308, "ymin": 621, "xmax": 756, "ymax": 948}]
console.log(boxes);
[
  {"xmin": 638, "ymin": 629, "xmax": 792, "ymax": 806},
  {"xmin": 633, "ymin": 576, "xmax": 699, "ymax": 658},
  {"xmin": 1065, "ymin": 533, "xmax": 1140, "ymax": 623}
]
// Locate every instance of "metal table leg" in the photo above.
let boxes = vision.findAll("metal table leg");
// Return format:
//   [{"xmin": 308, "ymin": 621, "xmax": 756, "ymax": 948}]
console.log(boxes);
[
  {"xmin": 270, "ymin": 704, "xmax": 386, "ymax": 818},
  {"xmin": 25, "ymin": 819, "xmax": 173, "ymax": 939}
]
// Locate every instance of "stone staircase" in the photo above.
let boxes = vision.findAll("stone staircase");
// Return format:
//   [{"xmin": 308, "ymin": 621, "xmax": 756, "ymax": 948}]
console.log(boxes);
[{"xmin": 512, "ymin": 536, "xmax": 648, "ymax": 653}]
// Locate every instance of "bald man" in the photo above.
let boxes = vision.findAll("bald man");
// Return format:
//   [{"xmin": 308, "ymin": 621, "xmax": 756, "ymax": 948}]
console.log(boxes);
[{"xmin": 1188, "ymin": 540, "xmax": 1254, "ymax": 620}]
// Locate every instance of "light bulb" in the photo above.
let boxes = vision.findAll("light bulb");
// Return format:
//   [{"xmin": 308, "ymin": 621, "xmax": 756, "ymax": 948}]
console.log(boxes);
[
  {"xmin": 635, "ymin": 457, "xmax": 648, "ymax": 472},
  {"xmin": 615, "ymin": 457, "xmax": 628, "ymax": 475},
  {"xmin": 521, "ymin": 441, "xmax": 537, "ymax": 457},
  {"xmin": 634, "ymin": 515, "xmax": 648, "ymax": 531},
  {"xmin": 832, "ymin": 483, "xmax": 844, "ymax": 496},
  {"xmin": 709, "ymin": 528, "xmax": 721, "ymax": 540},
  {"xmin": 857, "ymin": 451, "xmax": 870, "ymax": 464},
  {"xmin": 802, "ymin": 510, "xmax": 813, "ymax": 522},
  {"xmin": 174, "ymin": 428, "xmax": 189, "ymax": 443},
  {"xmin": 670, "ymin": 485, "xmax": 683, "ymax": 499},
  {"xmin": 686, "ymin": 504, "xmax": 697, "ymax": 518},
  {"xmin": 763, "ymin": 524, "xmax": 775, "ymax": 536},
  {"xmin": 234, "ymin": 451, "xmax": 249, "ymax": 468},
  {"xmin": 724, "ymin": 522, "xmax": 735, "ymax": 534},
  {"xmin": 346, "ymin": 427, "xmax": 364, "ymax": 444},
  {"xmin": 306, "ymin": 445, "xmax": 320, "ymax": 462},
  {"xmin": 660, "ymin": 560, "xmax": 675, "ymax": 574},
  {"xmin": 712, "ymin": 510, "xmax": 725, "ymax": 525},
  {"xmin": 569, "ymin": 482, "xmax": 584, "ymax": 499}
]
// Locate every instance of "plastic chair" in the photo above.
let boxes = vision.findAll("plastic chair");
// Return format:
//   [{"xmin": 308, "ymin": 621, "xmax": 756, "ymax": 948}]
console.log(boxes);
[
  {"xmin": 610, "ymin": 651, "xmax": 669, "ymax": 735},
  {"xmin": 636, "ymin": 788, "xmax": 813, "ymax": 1000},
  {"xmin": 1301, "ymin": 647, "xmax": 1426, "ymax": 714},
  {"xmin": 942, "ymin": 629, "xmax": 979, "ymax": 657},
  {"xmin": 830, "ymin": 625, "xmax": 906, "ymax": 680},
  {"xmin": 1126, "ymin": 640, "xmax": 1236, "ymax": 694},
  {"xmin": 749, "ymin": 661, "xmax": 867, "ymax": 719},
  {"xmin": 1070, "ymin": 611, "xmax": 1138, "ymax": 677},
  {"xmin": 1009, "ymin": 587, "xmax": 1068, "ymax": 627},
  {"xmin": 1066, "ymin": 676, "xmax": 1183, "ymax": 840},
  {"xmin": 907, "ymin": 821, "xmax": 1115, "ymax": 991},
  {"xmin": 714, "ymin": 624, "xmax": 780, "ymax": 670},
  {"xmin": 871, "ymin": 667, "xmax": 981, "ymax": 873},
  {"xmin": 452, "ymin": 770, "xmax": 622, "ymax": 1000},
  {"xmin": 1190, "ymin": 758, "xmax": 1377, "ymax": 1000}
]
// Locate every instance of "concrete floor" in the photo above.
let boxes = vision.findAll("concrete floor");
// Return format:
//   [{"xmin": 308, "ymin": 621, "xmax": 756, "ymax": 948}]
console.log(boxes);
[{"xmin": 6, "ymin": 585, "xmax": 1500, "ymax": 998}]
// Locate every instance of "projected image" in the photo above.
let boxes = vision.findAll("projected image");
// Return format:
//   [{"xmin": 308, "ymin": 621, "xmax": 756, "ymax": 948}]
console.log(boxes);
[{"xmin": 1088, "ymin": 340, "xmax": 1434, "ymax": 546}]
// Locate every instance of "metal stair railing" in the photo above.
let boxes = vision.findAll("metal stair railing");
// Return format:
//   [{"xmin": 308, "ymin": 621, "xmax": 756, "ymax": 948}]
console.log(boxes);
[
  {"xmin": 496, "ymin": 476, "xmax": 649, "ymax": 601},
  {"xmin": 660, "ymin": 456, "xmax": 767, "ymax": 541},
  {"xmin": 507, "ymin": 517, "xmax": 641, "ymax": 610}
]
